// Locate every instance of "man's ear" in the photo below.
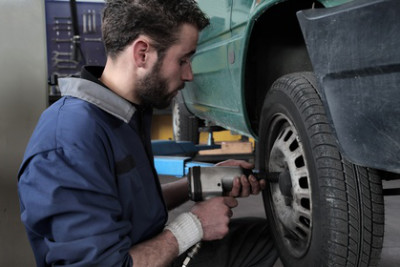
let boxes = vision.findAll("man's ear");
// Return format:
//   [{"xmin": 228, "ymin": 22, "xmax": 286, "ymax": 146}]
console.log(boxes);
[{"xmin": 132, "ymin": 38, "xmax": 152, "ymax": 68}]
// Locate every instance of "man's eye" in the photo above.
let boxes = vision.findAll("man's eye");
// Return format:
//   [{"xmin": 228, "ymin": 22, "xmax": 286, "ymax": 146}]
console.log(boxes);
[{"xmin": 180, "ymin": 58, "xmax": 190, "ymax": 66}]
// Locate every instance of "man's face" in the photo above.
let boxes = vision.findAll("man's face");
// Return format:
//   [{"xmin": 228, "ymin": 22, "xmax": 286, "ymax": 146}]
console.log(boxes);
[{"xmin": 136, "ymin": 24, "xmax": 199, "ymax": 109}]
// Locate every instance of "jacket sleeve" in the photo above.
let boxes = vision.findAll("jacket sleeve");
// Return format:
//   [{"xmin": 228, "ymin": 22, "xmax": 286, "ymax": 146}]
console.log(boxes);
[{"xmin": 18, "ymin": 145, "xmax": 133, "ymax": 267}]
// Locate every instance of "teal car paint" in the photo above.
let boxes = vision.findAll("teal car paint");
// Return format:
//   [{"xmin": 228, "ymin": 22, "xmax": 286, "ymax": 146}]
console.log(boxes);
[{"xmin": 183, "ymin": 0, "xmax": 351, "ymax": 139}]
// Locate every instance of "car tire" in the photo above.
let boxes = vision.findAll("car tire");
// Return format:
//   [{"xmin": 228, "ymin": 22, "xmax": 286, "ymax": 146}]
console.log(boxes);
[
  {"xmin": 172, "ymin": 92, "xmax": 199, "ymax": 144},
  {"xmin": 257, "ymin": 72, "xmax": 385, "ymax": 267}
]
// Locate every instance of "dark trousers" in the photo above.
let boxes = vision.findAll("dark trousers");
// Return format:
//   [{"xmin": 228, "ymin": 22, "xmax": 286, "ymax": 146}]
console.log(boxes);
[{"xmin": 171, "ymin": 217, "xmax": 278, "ymax": 267}]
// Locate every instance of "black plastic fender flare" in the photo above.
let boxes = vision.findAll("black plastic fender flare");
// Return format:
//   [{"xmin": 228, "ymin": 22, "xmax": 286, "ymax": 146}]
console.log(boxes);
[{"xmin": 297, "ymin": 0, "xmax": 400, "ymax": 174}]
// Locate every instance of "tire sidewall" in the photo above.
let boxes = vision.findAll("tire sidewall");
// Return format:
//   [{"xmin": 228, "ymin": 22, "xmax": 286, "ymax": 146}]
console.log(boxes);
[{"xmin": 172, "ymin": 92, "xmax": 199, "ymax": 143}]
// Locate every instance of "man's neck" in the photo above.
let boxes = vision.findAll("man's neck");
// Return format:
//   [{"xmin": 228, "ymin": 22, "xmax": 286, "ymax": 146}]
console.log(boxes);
[{"xmin": 100, "ymin": 57, "xmax": 140, "ymax": 105}]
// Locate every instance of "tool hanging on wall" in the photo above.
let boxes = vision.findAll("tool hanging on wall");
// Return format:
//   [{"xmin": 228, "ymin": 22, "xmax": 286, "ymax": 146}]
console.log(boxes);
[
  {"xmin": 83, "ymin": 9, "xmax": 97, "ymax": 34},
  {"xmin": 69, "ymin": 0, "xmax": 86, "ymax": 64}
]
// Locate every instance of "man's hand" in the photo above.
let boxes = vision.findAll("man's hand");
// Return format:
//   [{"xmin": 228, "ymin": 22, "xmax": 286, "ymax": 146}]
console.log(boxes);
[
  {"xmin": 215, "ymin": 159, "xmax": 266, "ymax": 198},
  {"xmin": 191, "ymin": 196, "xmax": 238, "ymax": 241}
]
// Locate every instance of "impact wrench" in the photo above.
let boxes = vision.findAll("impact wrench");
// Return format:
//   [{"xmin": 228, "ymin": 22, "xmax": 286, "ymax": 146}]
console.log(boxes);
[{"xmin": 181, "ymin": 166, "xmax": 283, "ymax": 266}]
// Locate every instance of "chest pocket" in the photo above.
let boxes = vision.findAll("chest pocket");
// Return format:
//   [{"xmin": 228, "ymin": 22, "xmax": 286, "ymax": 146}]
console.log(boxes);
[{"xmin": 115, "ymin": 155, "xmax": 135, "ymax": 175}]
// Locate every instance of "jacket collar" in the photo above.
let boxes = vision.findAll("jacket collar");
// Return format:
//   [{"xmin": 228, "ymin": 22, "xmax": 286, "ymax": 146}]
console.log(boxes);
[{"xmin": 58, "ymin": 77, "xmax": 136, "ymax": 123}]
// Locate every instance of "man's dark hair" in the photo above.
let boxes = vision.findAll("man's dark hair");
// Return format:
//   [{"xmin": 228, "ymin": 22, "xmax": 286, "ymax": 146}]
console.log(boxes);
[{"xmin": 102, "ymin": 0, "xmax": 210, "ymax": 59}]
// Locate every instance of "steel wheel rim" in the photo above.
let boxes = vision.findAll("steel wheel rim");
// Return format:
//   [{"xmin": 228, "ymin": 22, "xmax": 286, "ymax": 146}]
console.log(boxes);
[{"xmin": 267, "ymin": 114, "xmax": 313, "ymax": 257}]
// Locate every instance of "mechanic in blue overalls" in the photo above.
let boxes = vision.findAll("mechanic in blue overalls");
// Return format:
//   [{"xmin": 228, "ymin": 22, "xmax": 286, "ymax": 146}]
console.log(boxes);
[{"xmin": 18, "ymin": 0, "xmax": 278, "ymax": 266}]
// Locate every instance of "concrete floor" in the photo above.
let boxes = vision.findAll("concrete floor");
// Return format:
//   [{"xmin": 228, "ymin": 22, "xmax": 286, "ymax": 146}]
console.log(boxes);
[{"xmin": 1, "ymin": 176, "xmax": 398, "ymax": 266}]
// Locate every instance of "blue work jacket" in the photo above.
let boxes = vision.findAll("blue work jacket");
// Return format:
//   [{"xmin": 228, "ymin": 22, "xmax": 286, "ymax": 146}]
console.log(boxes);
[{"xmin": 18, "ymin": 68, "xmax": 168, "ymax": 266}]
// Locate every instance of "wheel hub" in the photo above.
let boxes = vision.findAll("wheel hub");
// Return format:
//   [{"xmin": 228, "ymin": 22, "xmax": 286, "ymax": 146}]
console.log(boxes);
[{"xmin": 278, "ymin": 170, "xmax": 293, "ymax": 204}]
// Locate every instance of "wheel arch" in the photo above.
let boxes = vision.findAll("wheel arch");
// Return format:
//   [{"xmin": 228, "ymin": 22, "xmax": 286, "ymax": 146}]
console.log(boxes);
[{"xmin": 243, "ymin": 0, "xmax": 323, "ymax": 139}]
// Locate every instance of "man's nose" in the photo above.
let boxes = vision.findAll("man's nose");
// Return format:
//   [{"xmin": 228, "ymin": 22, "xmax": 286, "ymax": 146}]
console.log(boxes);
[{"xmin": 182, "ymin": 62, "xmax": 194, "ymax": 82}]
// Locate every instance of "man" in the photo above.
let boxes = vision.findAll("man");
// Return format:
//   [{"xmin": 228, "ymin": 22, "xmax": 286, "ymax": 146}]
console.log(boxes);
[{"xmin": 18, "ymin": 0, "xmax": 278, "ymax": 266}]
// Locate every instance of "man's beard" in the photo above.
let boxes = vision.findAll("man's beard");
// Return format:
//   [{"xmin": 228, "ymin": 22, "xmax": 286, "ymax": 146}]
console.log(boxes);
[{"xmin": 136, "ymin": 62, "xmax": 180, "ymax": 109}]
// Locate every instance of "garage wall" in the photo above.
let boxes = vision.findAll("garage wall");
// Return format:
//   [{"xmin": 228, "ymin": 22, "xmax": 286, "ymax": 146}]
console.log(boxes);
[{"xmin": 0, "ymin": 0, "xmax": 47, "ymax": 265}]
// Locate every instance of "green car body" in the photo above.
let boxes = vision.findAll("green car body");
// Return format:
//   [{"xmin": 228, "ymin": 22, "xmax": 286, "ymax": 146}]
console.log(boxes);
[{"xmin": 183, "ymin": 0, "xmax": 351, "ymax": 140}]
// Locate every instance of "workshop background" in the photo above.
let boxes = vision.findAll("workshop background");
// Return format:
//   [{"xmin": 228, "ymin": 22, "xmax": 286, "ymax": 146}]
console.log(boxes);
[{"xmin": 0, "ymin": 0, "xmax": 398, "ymax": 266}]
